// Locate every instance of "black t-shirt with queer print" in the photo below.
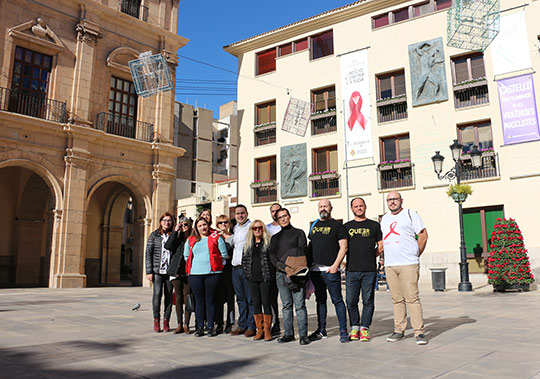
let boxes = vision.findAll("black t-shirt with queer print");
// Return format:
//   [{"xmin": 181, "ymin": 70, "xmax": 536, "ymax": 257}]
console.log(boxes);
[
  {"xmin": 344, "ymin": 219, "xmax": 383, "ymax": 272},
  {"xmin": 308, "ymin": 219, "xmax": 348, "ymax": 266}
]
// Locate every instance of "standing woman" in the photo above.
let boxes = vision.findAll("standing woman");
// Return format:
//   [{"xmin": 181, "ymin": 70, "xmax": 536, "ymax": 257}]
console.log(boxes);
[
  {"xmin": 145, "ymin": 212, "xmax": 175, "ymax": 332},
  {"xmin": 184, "ymin": 216, "xmax": 229, "ymax": 337},
  {"xmin": 242, "ymin": 220, "xmax": 275, "ymax": 341},
  {"xmin": 165, "ymin": 217, "xmax": 193, "ymax": 334},
  {"xmin": 216, "ymin": 215, "xmax": 235, "ymax": 333}
]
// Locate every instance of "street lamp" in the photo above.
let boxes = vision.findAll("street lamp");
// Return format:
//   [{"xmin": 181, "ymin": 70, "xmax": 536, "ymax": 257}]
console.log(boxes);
[{"xmin": 431, "ymin": 140, "xmax": 483, "ymax": 292}]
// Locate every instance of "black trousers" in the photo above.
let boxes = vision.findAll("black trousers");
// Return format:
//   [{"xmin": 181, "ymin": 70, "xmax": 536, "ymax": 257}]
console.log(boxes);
[
  {"xmin": 216, "ymin": 263, "xmax": 235, "ymax": 328},
  {"xmin": 171, "ymin": 276, "xmax": 192, "ymax": 325},
  {"xmin": 152, "ymin": 274, "xmax": 173, "ymax": 320},
  {"xmin": 188, "ymin": 274, "xmax": 222, "ymax": 329},
  {"xmin": 248, "ymin": 280, "xmax": 273, "ymax": 315}
]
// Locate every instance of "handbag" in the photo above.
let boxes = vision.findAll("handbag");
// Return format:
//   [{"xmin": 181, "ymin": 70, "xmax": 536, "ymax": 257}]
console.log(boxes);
[{"xmin": 185, "ymin": 291, "xmax": 196, "ymax": 313}]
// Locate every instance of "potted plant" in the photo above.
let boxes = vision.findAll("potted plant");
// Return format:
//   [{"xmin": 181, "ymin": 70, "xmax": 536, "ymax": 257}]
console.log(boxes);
[
  {"xmin": 480, "ymin": 147, "xmax": 495, "ymax": 157},
  {"xmin": 446, "ymin": 183, "xmax": 472, "ymax": 203},
  {"xmin": 321, "ymin": 170, "xmax": 338, "ymax": 179},
  {"xmin": 250, "ymin": 180, "xmax": 263, "ymax": 188},
  {"xmin": 377, "ymin": 161, "xmax": 394, "ymax": 171},
  {"xmin": 393, "ymin": 158, "xmax": 411, "ymax": 169},
  {"xmin": 309, "ymin": 172, "xmax": 322, "ymax": 181},
  {"xmin": 486, "ymin": 218, "xmax": 534, "ymax": 292}
]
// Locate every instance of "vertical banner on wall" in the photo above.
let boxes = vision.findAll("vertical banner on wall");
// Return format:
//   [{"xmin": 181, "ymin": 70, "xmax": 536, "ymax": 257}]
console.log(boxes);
[
  {"xmin": 491, "ymin": 11, "xmax": 532, "ymax": 76},
  {"xmin": 340, "ymin": 48, "xmax": 372, "ymax": 161},
  {"xmin": 497, "ymin": 74, "xmax": 540, "ymax": 145}
]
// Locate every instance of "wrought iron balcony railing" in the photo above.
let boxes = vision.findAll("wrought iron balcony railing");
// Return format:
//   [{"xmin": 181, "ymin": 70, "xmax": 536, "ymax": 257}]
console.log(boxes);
[
  {"xmin": 253, "ymin": 184, "xmax": 277, "ymax": 204},
  {"xmin": 119, "ymin": 0, "xmax": 149, "ymax": 21},
  {"xmin": 459, "ymin": 153, "xmax": 499, "ymax": 180},
  {"xmin": 377, "ymin": 99, "xmax": 407, "ymax": 123},
  {"xmin": 0, "ymin": 87, "xmax": 66, "ymax": 123},
  {"xmin": 254, "ymin": 127, "xmax": 276, "ymax": 146},
  {"xmin": 454, "ymin": 82, "xmax": 489, "ymax": 109},
  {"xmin": 311, "ymin": 177, "xmax": 340, "ymax": 197},
  {"xmin": 378, "ymin": 165, "xmax": 414, "ymax": 190},
  {"xmin": 311, "ymin": 115, "xmax": 337, "ymax": 135},
  {"xmin": 96, "ymin": 112, "xmax": 153, "ymax": 142}
]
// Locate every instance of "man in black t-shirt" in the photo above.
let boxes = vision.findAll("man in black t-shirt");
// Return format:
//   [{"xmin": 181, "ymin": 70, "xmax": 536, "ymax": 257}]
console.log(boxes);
[
  {"xmin": 308, "ymin": 199, "xmax": 349, "ymax": 343},
  {"xmin": 344, "ymin": 197, "xmax": 383, "ymax": 342}
]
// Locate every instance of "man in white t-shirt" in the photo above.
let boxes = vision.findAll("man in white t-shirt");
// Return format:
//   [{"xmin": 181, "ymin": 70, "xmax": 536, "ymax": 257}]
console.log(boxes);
[{"xmin": 381, "ymin": 191, "xmax": 428, "ymax": 345}]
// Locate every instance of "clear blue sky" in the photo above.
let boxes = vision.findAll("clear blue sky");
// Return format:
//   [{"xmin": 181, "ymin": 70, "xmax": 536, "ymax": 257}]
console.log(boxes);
[{"xmin": 175, "ymin": 1, "xmax": 354, "ymax": 116}]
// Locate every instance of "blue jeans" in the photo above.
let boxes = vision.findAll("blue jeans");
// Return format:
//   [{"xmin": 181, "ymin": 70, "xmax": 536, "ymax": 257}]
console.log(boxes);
[
  {"xmin": 275, "ymin": 271, "xmax": 308, "ymax": 337},
  {"xmin": 188, "ymin": 274, "xmax": 221, "ymax": 329},
  {"xmin": 232, "ymin": 266, "xmax": 255, "ymax": 330},
  {"xmin": 310, "ymin": 270, "xmax": 348, "ymax": 335},
  {"xmin": 346, "ymin": 271, "xmax": 377, "ymax": 328}
]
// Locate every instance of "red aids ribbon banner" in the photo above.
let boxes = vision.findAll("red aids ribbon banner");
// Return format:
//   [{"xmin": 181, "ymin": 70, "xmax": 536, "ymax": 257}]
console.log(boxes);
[
  {"xmin": 347, "ymin": 91, "xmax": 366, "ymax": 131},
  {"xmin": 384, "ymin": 222, "xmax": 400, "ymax": 240}
]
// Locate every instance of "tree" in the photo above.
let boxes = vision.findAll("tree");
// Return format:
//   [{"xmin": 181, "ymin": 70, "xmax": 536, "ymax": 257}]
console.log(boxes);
[{"xmin": 486, "ymin": 218, "xmax": 534, "ymax": 289}]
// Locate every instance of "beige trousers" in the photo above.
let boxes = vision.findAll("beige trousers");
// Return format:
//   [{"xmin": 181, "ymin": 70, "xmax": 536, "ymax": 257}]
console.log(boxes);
[{"xmin": 385, "ymin": 264, "xmax": 425, "ymax": 336}]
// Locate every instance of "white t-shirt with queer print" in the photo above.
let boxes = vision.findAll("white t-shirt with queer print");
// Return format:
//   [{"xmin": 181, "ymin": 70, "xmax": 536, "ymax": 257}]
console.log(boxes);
[{"xmin": 381, "ymin": 208, "xmax": 425, "ymax": 267}]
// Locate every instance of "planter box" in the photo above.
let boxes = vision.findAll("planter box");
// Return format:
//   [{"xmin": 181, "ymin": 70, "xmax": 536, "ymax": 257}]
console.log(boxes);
[
  {"xmin": 376, "ymin": 97, "xmax": 407, "ymax": 106},
  {"xmin": 250, "ymin": 182, "xmax": 263, "ymax": 188},
  {"xmin": 493, "ymin": 283, "xmax": 530, "ymax": 292},
  {"xmin": 378, "ymin": 165, "xmax": 394, "ymax": 171},
  {"xmin": 393, "ymin": 162, "xmax": 411, "ymax": 169},
  {"xmin": 453, "ymin": 79, "xmax": 487, "ymax": 91},
  {"xmin": 310, "ymin": 110, "xmax": 336, "ymax": 121},
  {"xmin": 321, "ymin": 173, "xmax": 339, "ymax": 179},
  {"xmin": 309, "ymin": 175, "xmax": 322, "ymax": 181},
  {"xmin": 253, "ymin": 123, "xmax": 276, "ymax": 133},
  {"xmin": 481, "ymin": 151, "xmax": 495, "ymax": 157}
]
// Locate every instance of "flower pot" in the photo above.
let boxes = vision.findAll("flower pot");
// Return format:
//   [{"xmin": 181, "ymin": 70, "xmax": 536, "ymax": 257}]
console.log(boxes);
[
  {"xmin": 309, "ymin": 175, "xmax": 322, "ymax": 181},
  {"xmin": 393, "ymin": 162, "xmax": 411, "ymax": 169},
  {"xmin": 250, "ymin": 182, "xmax": 263, "ymax": 189},
  {"xmin": 493, "ymin": 283, "xmax": 530, "ymax": 292},
  {"xmin": 321, "ymin": 173, "xmax": 338, "ymax": 179},
  {"xmin": 451, "ymin": 193, "xmax": 468, "ymax": 203},
  {"xmin": 378, "ymin": 165, "xmax": 394, "ymax": 171}
]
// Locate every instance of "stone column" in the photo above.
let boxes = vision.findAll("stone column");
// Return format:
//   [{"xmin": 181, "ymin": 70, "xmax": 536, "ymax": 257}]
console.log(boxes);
[
  {"xmin": 140, "ymin": 217, "xmax": 152, "ymax": 287},
  {"xmin": 106, "ymin": 225, "xmax": 123, "ymax": 285},
  {"xmin": 48, "ymin": 209, "xmax": 63, "ymax": 288}
]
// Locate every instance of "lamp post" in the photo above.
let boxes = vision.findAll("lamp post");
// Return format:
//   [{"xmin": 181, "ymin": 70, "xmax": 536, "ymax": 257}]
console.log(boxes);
[{"xmin": 431, "ymin": 140, "xmax": 482, "ymax": 292}]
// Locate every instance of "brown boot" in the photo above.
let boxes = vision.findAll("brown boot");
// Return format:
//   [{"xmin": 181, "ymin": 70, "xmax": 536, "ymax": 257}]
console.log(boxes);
[
  {"xmin": 263, "ymin": 314, "xmax": 273, "ymax": 341},
  {"xmin": 174, "ymin": 324, "xmax": 184, "ymax": 334},
  {"xmin": 163, "ymin": 319, "xmax": 171, "ymax": 332},
  {"xmin": 153, "ymin": 318, "xmax": 161, "ymax": 333},
  {"xmin": 253, "ymin": 314, "xmax": 264, "ymax": 340}
]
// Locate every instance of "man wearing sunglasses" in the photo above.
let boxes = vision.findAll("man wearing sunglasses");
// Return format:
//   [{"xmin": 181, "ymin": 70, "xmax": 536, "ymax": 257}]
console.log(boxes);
[{"xmin": 381, "ymin": 191, "xmax": 428, "ymax": 346}]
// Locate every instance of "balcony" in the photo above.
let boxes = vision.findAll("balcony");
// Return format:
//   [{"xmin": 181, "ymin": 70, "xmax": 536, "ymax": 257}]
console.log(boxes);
[
  {"xmin": 378, "ymin": 163, "xmax": 414, "ymax": 190},
  {"xmin": 311, "ymin": 176, "xmax": 340, "ymax": 197},
  {"xmin": 0, "ymin": 87, "xmax": 66, "ymax": 123},
  {"xmin": 96, "ymin": 112, "xmax": 153, "ymax": 142},
  {"xmin": 460, "ymin": 153, "xmax": 499, "ymax": 181},
  {"xmin": 119, "ymin": 0, "xmax": 149, "ymax": 21},
  {"xmin": 453, "ymin": 80, "xmax": 489, "ymax": 109},
  {"xmin": 251, "ymin": 181, "xmax": 277, "ymax": 204},
  {"xmin": 376, "ymin": 97, "xmax": 407, "ymax": 123},
  {"xmin": 311, "ymin": 111, "xmax": 337, "ymax": 135},
  {"xmin": 254, "ymin": 122, "xmax": 276, "ymax": 146}
]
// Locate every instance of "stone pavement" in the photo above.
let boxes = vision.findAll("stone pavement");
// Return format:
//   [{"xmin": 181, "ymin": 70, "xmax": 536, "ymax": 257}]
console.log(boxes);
[{"xmin": 1, "ymin": 283, "xmax": 539, "ymax": 379}]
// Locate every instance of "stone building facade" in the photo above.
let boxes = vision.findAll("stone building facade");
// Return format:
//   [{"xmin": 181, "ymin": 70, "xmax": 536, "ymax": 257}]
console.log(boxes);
[{"xmin": 0, "ymin": 0, "xmax": 187, "ymax": 288}]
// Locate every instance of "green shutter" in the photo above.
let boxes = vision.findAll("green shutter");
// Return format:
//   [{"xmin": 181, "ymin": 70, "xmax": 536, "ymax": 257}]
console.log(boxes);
[{"xmin": 463, "ymin": 210, "xmax": 482, "ymax": 256}]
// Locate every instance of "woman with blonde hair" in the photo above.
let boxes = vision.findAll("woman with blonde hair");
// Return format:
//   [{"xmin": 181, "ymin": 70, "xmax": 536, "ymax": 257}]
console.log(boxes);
[{"xmin": 242, "ymin": 220, "xmax": 275, "ymax": 341}]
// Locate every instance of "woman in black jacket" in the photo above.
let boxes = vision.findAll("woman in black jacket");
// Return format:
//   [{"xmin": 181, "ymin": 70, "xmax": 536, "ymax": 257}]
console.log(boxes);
[
  {"xmin": 242, "ymin": 220, "xmax": 275, "ymax": 341},
  {"xmin": 145, "ymin": 212, "xmax": 175, "ymax": 333},
  {"xmin": 165, "ymin": 216, "xmax": 193, "ymax": 333}
]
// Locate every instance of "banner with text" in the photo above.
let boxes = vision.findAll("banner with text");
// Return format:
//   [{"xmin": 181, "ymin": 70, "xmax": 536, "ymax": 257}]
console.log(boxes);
[
  {"xmin": 497, "ymin": 74, "xmax": 540, "ymax": 145},
  {"xmin": 340, "ymin": 49, "xmax": 372, "ymax": 161}
]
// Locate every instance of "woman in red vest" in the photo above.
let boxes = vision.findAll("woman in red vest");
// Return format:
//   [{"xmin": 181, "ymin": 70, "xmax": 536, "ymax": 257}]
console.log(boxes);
[{"xmin": 183, "ymin": 216, "xmax": 229, "ymax": 337}]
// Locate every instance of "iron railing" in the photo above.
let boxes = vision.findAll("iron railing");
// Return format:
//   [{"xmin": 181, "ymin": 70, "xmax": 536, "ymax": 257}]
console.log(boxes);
[
  {"xmin": 312, "ymin": 177, "xmax": 340, "ymax": 197},
  {"xmin": 254, "ymin": 185, "xmax": 277, "ymax": 204},
  {"xmin": 0, "ymin": 87, "xmax": 66, "ymax": 123},
  {"xmin": 377, "ymin": 100, "xmax": 407, "ymax": 123},
  {"xmin": 119, "ymin": 0, "xmax": 149, "ymax": 21},
  {"xmin": 255, "ymin": 128, "xmax": 276, "ymax": 146},
  {"xmin": 379, "ymin": 166, "xmax": 414, "ymax": 190},
  {"xmin": 96, "ymin": 112, "xmax": 153, "ymax": 142},
  {"xmin": 312, "ymin": 115, "xmax": 337, "ymax": 135},
  {"xmin": 454, "ymin": 83, "xmax": 489, "ymax": 109},
  {"xmin": 460, "ymin": 154, "xmax": 498, "ymax": 180}
]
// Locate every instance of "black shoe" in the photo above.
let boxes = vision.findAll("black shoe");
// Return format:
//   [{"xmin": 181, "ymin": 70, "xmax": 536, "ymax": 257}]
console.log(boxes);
[
  {"xmin": 215, "ymin": 325, "xmax": 224, "ymax": 335},
  {"xmin": 308, "ymin": 329, "xmax": 327, "ymax": 341},
  {"xmin": 207, "ymin": 327, "xmax": 218, "ymax": 337},
  {"xmin": 225, "ymin": 325, "xmax": 233, "ymax": 334},
  {"xmin": 299, "ymin": 336, "xmax": 311, "ymax": 345},
  {"xmin": 194, "ymin": 328, "xmax": 205, "ymax": 337},
  {"xmin": 277, "ymin": 335, "xmax": 295, "ymax": 343},
  {"xmin": 271, "ymin": 323, "xmax": 281, "ymax": 336}
]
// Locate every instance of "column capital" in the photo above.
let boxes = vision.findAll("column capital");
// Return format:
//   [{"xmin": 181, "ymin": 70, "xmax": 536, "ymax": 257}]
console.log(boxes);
[{"xmin": 76, "ymin": 19, "xmax": 102, "ymax": 46}]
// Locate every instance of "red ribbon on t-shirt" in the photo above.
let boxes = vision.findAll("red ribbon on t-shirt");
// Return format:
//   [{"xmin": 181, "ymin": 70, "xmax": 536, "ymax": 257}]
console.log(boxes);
[{"xmin": 384, "ymin": 222, "xmax": 400, "ymax": 240}]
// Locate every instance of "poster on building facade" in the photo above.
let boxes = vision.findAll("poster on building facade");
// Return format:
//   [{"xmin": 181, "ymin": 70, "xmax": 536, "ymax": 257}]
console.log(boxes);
[
  {"xmin": 280, "ymin": 143, "xmax": 307, "ymax": 198},
  {"xmin": 340, "ymin": 48, "xmax": 373, "ymax": 161},
  {"xmin": 491, "ymin": 11, "xmax": 531, "ymax": 77},
  {"xmin": 281, "ymin": 98, "xmax": 311, "ymax": 137},
  {"xmin": 497, "ymin": 74, "xmax": 540, "ymax": 145}
]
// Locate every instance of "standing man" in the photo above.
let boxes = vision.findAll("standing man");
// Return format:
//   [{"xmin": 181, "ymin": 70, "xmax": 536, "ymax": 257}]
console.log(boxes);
[
  {"xmin": 381, "ymin": 191, "xmax": 428, "ymax": 345},
  {"xmin": 266, "ymin": 202, "xmax": 282, "ymax": 335},
  {"xmin": 344, "ymin": 198, "xmax": 383, "ymax": 342},
  {"xmin": 230, "ymin": 204, "xmax": 256, "ymax": 337},
  {"xmin": 308, "ymin": 199, "xmax": 349, "ymax": 343},
  {"xmin": 269, "ymin": 208, "xmax": 310, "ymax": 345}
]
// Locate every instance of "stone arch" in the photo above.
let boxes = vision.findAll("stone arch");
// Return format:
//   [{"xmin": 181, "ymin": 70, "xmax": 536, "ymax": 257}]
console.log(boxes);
[{"xmin": 107, "ymin": 46, "xmax": 140, "ymax": 75}]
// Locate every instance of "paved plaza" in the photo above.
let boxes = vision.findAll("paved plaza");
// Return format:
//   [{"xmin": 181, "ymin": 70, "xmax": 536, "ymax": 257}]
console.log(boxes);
[{"xmin": 1, "ymin": 282, "xmax": 539, "ymax": 379}]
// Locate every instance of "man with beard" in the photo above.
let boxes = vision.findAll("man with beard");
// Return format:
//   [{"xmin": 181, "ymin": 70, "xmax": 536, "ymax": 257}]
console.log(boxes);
[
  {"xmin": 344, "ymin": 198, "xmax": 383, "ymax": 342},
  {"xmin": 381, "ymin": 191, "xmax": 428, "ymax": 345},
  {"xmin": 307, "ymin": 199, "xmax": 349, "ymax": 343}
]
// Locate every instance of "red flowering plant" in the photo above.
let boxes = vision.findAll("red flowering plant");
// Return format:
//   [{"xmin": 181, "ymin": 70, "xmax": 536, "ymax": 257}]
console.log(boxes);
[{"xmin": 486, "ymin": 218, "xmax": 534, "ymax": 287}]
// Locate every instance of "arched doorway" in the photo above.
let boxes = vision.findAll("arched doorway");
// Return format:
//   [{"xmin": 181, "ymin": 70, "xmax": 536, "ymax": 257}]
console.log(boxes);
[
  {"xmin": 0, "ymin": 167, "xmax": 54, "ymax": 287},
  {"xmin": 85, "ymin": 181, "xmax": 145, "ymax": 287}
]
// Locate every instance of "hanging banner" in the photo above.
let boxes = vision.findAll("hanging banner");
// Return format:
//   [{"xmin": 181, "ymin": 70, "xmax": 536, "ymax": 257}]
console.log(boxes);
[
  {"xmin": 491, "ymin": 11, "xmax": 532, "ymax": 77},
  {"xmin": 340, "ymin": 49, "xmax": 372, "ymax": 160},
  {"xmin": 281, "ymin": 97, "xmax": 311, "ymax": 137},
  {"xmin": 497, "ymin": 74, "xmax": 540, "ymax": 145}
]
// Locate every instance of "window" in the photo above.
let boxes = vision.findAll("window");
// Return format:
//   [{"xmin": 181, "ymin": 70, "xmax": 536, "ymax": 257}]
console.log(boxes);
[
  {"xmin": 312, "ymin": 86, "xmax": 336, "ymax": 112},
  {"xmin": 256, "ymin": 156, "xmax": 276, "ymax": 181},
  {"xmin": 256, "ymin": 48, "xmax": 276, "ymax": 75},
  {"xmin": 414, "ymin": 2, "xmax": 432, "ymax": 16},
  {"xmin": 295, "ymin": 38, "xmax": 308, "ymax": 52},
  {"xmin": 380, "ymin": 134, "xmax": 410, "ymax": 161},
  {"xmin": 393, "ymin": 7, "xmax": 410, "ymax": 22},
  {"xmin": 373, "ymin": 0, "xmax": 452, "ymax": 29},
  {"xmin": 373, "ymin": 14, "xmax": 389, "ymax": 28},
  {"xmin": 435, "ymin": 0, "xmax": 452, "ymax": 10},
  {"xmin": 311, "ymin": 30, "xmax": 334, "ymax": 60},
  {"xmin": 452, "ymin": 53, "xmax": 489, "ymax": 108},
  {"xmin": 279, "ymin": 43, "xmax": 292, "ymax": 57},
  {"xmin": 107, "ymin": 76, "xmax": 138, "ymax": 138},
  {"xmin": 376, "ymin": 70, "xmax": 406, "ymax": 100},
  {"xmin": 452, "ymin": 53, "xmax": 486, "ymax": 84},
  {"xmin": 120, "ymin": 0, "xmax": 148, "ymax": 21},
  {"xmin": 313, "ymin": 145, "xmax": 338, "ymax": 172},
  {"xmin": 11, "ymin": 47, "xmax": 52, "ymax": 96},
  {"xmin": 256, "ymin": 101, "xmax": 276, "ymax": 125},
  {"xmin": 457, "ymin": 121, "xmax": 493, "ymax": 153}
]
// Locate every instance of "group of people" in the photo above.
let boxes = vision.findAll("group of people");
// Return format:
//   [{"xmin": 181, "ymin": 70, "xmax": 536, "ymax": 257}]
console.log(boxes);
[{"xmin": 145, "ymin": 190, "xmax": 429, "ymax": 345}]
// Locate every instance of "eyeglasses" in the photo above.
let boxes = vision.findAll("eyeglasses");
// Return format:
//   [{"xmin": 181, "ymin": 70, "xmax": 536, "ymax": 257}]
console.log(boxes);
[
  {"xmin": 162, "ymin": 219, "xmax": 173, "ymax": 223},
  {"xmin": 252, "ymin": 226, "xmax": 263, "ymax": 231},
  {"xmin": 387, "ymin": 198, "xmax": 401, "ymax": 202},
  {"xmin": 218, "ymin": 221, "xmax": 229, "ymax": 225},
  {"xmin": 277, "ymin": 215, "xmax": 289, "ymax": 220}
]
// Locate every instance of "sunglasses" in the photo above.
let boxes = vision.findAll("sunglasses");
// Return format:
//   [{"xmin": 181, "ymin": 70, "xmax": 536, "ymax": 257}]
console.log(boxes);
[
  {"xmin": 218, "ymin": 221, "xmax": 229, "ymax": 225},
  {"xmin": 252, "ymin": 226, "xmax": 263, "ymax": 231},
  {"xmin": 180, "ymin": 223, "xmax": 189, "ymax": 228}
]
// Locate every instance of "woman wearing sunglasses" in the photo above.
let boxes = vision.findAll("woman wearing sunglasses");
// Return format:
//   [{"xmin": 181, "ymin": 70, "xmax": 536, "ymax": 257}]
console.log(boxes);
[
  {"xmin": 242, "ymin": 220, "xmax": 275, "ymax": 341},
  {"xmin": 215, "ymin": 215, "xmax": 235, "ymax": 333},
  {"xmin": 165, "ymin": 216, "xmax": 193, "ymax": 333},
  {"xmin": 184, "ymin": 216, "xmax": 228, "ymax": 337}
]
